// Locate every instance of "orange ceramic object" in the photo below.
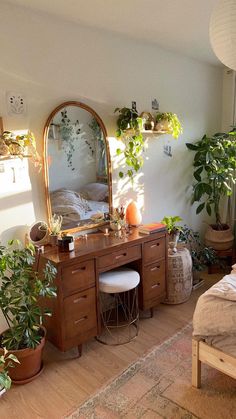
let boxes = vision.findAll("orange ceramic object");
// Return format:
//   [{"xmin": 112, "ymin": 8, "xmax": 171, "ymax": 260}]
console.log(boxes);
[{"xmin": 126, "ymin": 201, "xmax": 142, "ymax": 226}]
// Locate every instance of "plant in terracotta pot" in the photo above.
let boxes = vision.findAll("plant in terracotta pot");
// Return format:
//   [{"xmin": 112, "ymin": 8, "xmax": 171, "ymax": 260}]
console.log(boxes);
[
  {"xmin": 0, "ymin": 240, "xmax": 57, "ymax": 384},
  {"xmin": 155, "ymin": 112, "xmax": 183, "ymax": 139},
  {"xmin": 115, "ymin": 107, "xmax": 144, "ymax": 182},
  {"xmin": 161, "ymin": 216, "xmax": 182, "ymax": 253},
  {"xmin": 186, "ymin": 131, "xmax": 236, "ymax": 250},
  {"xmin": 0, "ymin": 348, "xmax": 19, "ymax": 396}
]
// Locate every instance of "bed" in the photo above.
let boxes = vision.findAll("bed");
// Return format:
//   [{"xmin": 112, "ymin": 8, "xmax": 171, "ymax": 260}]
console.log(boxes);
[
  {"xmin": 50, "ymin": 184, "xmax": 109, "ymax": 227},
  {"xmin": 192, "ymin": 271, "xmax": 236, "ymax": 388}
]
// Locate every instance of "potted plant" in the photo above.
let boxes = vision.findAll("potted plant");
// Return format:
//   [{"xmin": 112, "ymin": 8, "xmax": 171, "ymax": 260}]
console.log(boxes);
[
  {"xmin": 0, "ymin": 348, "xmax": 19, "ymax": 396},
  {"xmin": 179, "ymin": 225, "xmax": 217, "ymax": 285},
  {"xmin": 155, "ymin": 112, "xmax": 183, "ymax": 139},
  {"xmin": 186, "ymin": 131, "xmax": 236, "ymax": 249},
  {"xmin": 115, "ymin": 107, "xmax": 144, "ymax": 181},
  {"xmin": 49, "ymin": 214, "xmax": 63, "ymax": 245},
  {"xmin": 0, "ymin": 240, "xmax": 57, "ymax": 384},
  {"xmin": 161, "ymin": 215, "xmax": 182, "ymax": 253},
  {"xmin": 0, "ymin": 130, "xmax": 41, "ymax": 167}
]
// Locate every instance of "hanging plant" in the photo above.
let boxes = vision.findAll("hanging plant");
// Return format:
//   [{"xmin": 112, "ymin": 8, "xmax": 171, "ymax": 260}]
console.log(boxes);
[
  {"xmin": 155, "ymin": 112, "xmax": 183, "ymax": 139},
  {"xmin": 115, "ymin": 107, "xmax": 144, "ymax": 181}
]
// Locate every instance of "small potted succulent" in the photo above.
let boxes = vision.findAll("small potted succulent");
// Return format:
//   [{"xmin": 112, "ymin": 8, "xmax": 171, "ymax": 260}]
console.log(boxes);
[
  {"xmin": 161, "ymin": 215, "xmax": 182, "ymax": 253},
  {"xmin": 49, "ymin": 214, "xmax": 63, "ymax": 245},
  {"xmin": 0, "ymin": 240, "xmax": 57, "ymax": 384},
  {"xmin": 155, "ymin": 112, "xmax": 183, "ymax": 139},
  {"xmin": 0, "ymin": 348, "xmax": 19, "ymax": 396}
]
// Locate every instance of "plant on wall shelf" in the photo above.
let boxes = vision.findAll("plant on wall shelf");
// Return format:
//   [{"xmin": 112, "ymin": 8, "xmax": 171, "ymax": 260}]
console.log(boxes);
[
  {"xmin": 186, "ymin": 131, "xmax": 236, "ymax": 229},
  {"xmin": 0, "ymin": 130, "xmax": 41, "ymax": 167},
  {"xmin": 155, "ymin": 112, "xmax": 183, "ymax": 139},
  {"xmin": 115, "ymin": 107, "xmax": 144, "ymax": 181}
]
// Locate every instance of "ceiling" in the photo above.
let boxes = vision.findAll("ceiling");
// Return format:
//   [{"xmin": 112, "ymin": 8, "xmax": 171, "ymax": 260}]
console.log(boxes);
[{"xmin": 4, "ymin": 0, "xmax": 221, "ymax": 65}]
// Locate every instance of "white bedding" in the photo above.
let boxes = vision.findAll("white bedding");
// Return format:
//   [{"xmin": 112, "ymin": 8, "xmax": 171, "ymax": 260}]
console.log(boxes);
[
  {"xmin": 193, "ymin": 273, "xmax": 236, "ymax": 356},
  {"xmin": 50, "ymin": 189, "xmax": 108, "ymax": 226}
]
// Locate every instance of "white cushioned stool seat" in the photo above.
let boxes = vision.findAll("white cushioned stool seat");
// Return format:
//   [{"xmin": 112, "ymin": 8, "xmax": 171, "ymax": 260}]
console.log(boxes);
[{"xmin": 99, "ymin": 268, "xmax": 140, "ymax": 293}]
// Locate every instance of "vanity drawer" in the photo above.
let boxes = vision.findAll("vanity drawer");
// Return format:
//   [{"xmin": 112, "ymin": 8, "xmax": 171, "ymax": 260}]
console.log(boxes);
[
  {"xmin": 98, "ymin": 245, "xmax": 141, "ymax": 271},
  {"xmin": 61, "ymin": 260, "xmax": 95, "ymax": 296},
  {"xmin": 64, "ymin": 287, "xmax": 97, "ymax": 339},
  {"xmin": 143, "ymin": 259, "xmax": 166, "ymax": 301},
  {"xmin": 143, "ymin": 237, "xmax": 165, "ymax": 265}
]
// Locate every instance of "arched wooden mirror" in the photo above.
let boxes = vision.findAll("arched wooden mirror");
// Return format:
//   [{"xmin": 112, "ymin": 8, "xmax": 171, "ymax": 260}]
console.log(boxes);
[{"xmin": 43, "ymin": 101, "xmax": 112, "ymax": 233}]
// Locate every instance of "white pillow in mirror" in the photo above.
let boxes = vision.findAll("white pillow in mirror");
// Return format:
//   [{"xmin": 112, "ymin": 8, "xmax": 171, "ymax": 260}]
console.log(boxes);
[{"xmin": 80, "ymin": 183, "xmax": 108, "ymax": 202}]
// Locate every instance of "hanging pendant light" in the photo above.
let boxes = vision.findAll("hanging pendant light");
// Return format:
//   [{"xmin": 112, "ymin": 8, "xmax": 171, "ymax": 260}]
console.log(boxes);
[{"xmin": 210, "ymin": 0, "xmax": 236, "ymax": 70}]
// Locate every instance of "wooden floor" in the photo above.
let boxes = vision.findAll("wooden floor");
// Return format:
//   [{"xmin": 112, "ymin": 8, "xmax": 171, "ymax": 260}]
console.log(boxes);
[{"xmin": 0, "ymin": 274, "xmax": 220, "ymax": 419}]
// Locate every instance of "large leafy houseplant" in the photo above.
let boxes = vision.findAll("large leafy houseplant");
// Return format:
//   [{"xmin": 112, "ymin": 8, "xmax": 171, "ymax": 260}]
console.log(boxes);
[
  {"xmin": 186, "ymin": 131, "xmax": 236, "ymax": 228},
  {"xmin": 0, "ymin": 241, "xmax": 57, "ymax": 382},
  {"xmin": 115, "ymin": 107, "xmax": 144, "ymax": 181},
  {"xmin": 0, "ymin": 241, "xmax": 57, "ymax": 350}
]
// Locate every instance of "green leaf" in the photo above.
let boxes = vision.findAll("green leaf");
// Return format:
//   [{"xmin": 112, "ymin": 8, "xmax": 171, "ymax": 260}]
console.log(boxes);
[
  {"xmin": 186, "ymin": 143, "xmax": 198, "ymax": 151},
  {"xmin": 119, "ymin": 171, "xmax": 124, "ymax": 178},
  {"xmin": 196, "ymin": 203, "xmax": 205, "ymax": 214},
  {"xmin": 206, "ymin": 203, "xmax": 212, "ymax": 216},
  {"xmin": 193, "ymin": 167, "xmax": 203, "ymax": 182},
  {"xmin": 116, "ymin": 148, "xmax": 122, "ymax": 155}
]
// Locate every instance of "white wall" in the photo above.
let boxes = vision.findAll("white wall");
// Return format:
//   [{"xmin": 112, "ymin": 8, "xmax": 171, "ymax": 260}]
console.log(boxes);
[
  {"xmin": 0, "ymin": 1, "xmax": 223, "ymax": 332},
  {"xmin": 0, "ymin": 1, "xmax": 222, "ymax": 240}
]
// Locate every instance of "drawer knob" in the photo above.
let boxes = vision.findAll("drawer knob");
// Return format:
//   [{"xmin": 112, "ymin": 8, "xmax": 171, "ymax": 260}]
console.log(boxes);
[
  {"xmin": 72, "ymin": 267, "xmax": 86, "ymax": 274},
  {"xmin": 151, "ymin": 282, "xmax": 161, "ymax": 289},
  {"xmin": 150, "ymin": 266, "xmax": 160, "ymax": 271},
  {"xmin": 115, "ymin": 253, "xmax": 127, "ymax": 259},
  {"xmin": 73, "ymin": 295, "xmax": 87, "ymax": 304},
  {"xmin": 74, "ymin": 316, "xmax": 87, "ymax": 324}
]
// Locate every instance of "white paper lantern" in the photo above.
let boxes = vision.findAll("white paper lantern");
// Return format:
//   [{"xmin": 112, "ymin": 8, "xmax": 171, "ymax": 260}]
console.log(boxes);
[{"xmin": 210, "ymin": 0, "xmax": 236, "ymax": 70}]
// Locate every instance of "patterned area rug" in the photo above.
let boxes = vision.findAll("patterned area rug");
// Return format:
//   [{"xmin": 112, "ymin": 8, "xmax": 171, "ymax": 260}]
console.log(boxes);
[{"xmin": 67, "ymin": 324, "xmax": 236, "ymax": 419}]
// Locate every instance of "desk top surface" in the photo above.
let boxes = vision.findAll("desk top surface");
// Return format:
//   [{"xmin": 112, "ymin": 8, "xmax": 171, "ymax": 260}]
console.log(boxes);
[{"xmin": 41, "ymin": 228, "xmax": 167, "ymax": 265}]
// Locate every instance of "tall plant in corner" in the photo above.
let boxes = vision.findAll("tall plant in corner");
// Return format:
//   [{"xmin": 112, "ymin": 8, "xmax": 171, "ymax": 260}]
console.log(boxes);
[
  {"xmin": 115, "ymin": 107, "xmax": 144, "ymax": 182},
  {"xmin": 186, "ymin": 131, "xmax": 236, "ymax": 229}
]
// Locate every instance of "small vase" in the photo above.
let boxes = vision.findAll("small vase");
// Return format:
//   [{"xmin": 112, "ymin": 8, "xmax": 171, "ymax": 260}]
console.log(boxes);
[
  {"xmin": 168, "ymin": 232, "xmax": 180, "ymax": 254},
  {"xmin": 125, "ymin": 201, "xmax": 142, "ymax": 226}
]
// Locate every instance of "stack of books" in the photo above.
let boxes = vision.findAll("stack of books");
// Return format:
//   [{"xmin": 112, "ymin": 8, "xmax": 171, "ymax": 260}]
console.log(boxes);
[{"xmin": 138, "ymin": 222, "xmax": 167, "ymax": 235}]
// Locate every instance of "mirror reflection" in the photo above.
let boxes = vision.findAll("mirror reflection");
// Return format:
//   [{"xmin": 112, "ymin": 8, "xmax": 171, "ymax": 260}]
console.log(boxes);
[{"xmin": 46, "ymin": 103, "xmax": 111, "ymax": 231}]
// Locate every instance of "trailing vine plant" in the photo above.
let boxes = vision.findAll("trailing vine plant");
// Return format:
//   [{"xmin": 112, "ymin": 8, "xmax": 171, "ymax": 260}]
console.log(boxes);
[
  {"xmin": 155, "ymin": 112, "xmax": 183, "ymax": 139},
  {"xmin": 115, "ymin": 107, "xmax": 144, "ymax": 182}
]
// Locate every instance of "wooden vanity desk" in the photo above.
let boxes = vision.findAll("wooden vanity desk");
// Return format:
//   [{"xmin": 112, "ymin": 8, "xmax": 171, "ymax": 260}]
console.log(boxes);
[{"xmin": 38, "ymin": 228, "xmax": 168, "ymax": 353}]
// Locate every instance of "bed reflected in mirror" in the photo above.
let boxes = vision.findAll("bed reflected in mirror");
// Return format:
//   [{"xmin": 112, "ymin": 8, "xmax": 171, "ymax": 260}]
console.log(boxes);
[{"xmin": 44, "ymin": 101, "xmax": 112, "ymax": 233}]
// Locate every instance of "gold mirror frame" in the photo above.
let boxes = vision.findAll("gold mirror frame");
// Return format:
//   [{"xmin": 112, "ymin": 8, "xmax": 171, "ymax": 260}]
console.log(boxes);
[{"xmin": 43, "ymin": 101, "xmax": 112, "ymax": 234}]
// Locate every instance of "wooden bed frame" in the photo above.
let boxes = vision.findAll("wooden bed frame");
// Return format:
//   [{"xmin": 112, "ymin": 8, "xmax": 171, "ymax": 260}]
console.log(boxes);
[{"xmin": 192, "ymin": 338, "xmax": 236, "ymax": 388}]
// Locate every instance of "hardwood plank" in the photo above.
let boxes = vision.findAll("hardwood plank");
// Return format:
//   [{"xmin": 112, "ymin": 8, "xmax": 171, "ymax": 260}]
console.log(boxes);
[{"xmin": 0, "ymin": 273, "xmax": 220, "ymax": 419}]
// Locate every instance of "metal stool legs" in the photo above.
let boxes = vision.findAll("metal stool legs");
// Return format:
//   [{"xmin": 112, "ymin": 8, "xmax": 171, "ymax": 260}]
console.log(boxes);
[{"xmin": 96, "ymin": 286, "xmax": 139, "ymax": 345}]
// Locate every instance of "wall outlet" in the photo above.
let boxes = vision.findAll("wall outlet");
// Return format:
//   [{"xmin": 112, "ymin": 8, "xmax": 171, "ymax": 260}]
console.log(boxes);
[{"xmin": 6, "ymin": 92, "xmax": 27, "ymax": 115}]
